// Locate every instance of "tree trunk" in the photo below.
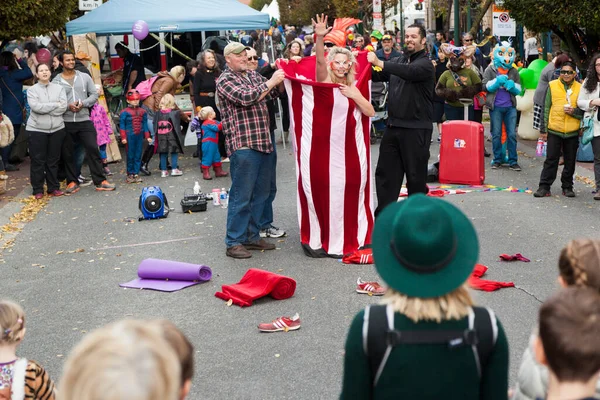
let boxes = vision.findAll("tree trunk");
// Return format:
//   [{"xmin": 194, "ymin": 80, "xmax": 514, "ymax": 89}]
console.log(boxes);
[
  {"xmin": 443, "ymin": 0, "xmax": 452, "ymax": 35},
  {"xmin": 469, "ymin": 0, "xmax": 494, "ymax": 37}
]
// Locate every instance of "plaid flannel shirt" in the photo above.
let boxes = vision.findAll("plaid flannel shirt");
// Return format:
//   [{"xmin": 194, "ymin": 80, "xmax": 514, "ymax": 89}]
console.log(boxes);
[{"xmin": 216, "ymin": 68, "xmax": 279, "ymax": 155}]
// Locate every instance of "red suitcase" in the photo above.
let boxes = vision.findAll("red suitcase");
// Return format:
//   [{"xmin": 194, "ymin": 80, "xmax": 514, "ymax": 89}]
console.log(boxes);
[{"xmin": 439, "ymin": 120, "xmax": 485, "ymax": 185}]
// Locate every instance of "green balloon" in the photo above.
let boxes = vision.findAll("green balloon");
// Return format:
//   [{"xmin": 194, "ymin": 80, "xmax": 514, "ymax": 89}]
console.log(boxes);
[
  {"xmin": 519, "ymin": 68, "xmax": 536, "ymax": 91},
  {"xmin": 528, "ymin": 59, "xmax": 549, "ymax": 87}
]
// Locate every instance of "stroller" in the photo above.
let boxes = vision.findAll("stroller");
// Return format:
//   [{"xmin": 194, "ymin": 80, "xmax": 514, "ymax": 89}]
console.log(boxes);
[{"xmin": 370, "ymin": 82, "xmax": 388, "ymax": 144}]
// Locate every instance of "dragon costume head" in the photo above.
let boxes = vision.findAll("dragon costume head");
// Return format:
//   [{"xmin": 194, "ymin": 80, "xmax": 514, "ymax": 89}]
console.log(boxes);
[
  {"xmin": 440, "ymin": 43, "xmax": 476, "ymax": 73},
  {"xmin": 493, "ymin": 41, "xmax": 516, "ymax": 71},
  {"xmin": 324, "ymin": 18, "xmax": 361, "ymax": 48}
]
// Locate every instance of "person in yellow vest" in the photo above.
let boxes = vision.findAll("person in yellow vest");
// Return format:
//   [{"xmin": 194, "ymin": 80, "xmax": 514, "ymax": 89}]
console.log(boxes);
[{"xmin": 534, "ymin": 61, "xmax": 582, "ymax": 198}]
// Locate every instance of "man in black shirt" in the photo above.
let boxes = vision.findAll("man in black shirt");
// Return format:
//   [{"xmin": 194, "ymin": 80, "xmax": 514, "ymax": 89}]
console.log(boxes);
[{"xmin": 115, "ymin": 42, "xmax": 145, "ymax": 90}]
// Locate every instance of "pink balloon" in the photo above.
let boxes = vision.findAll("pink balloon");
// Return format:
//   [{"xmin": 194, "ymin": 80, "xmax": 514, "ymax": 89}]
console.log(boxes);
[
  {"xmin": 132, "ymin": 20, "xmax": 149, "ymax": 41},
  {"xmin": 37, "ymin": 48, "xmax": 51, "ymax": 64}
]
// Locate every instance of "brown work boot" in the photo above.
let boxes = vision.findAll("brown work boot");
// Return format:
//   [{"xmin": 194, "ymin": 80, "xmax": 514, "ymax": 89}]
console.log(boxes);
[
  {"xmin": 214, "ymin": 164, "xmax": 229, "ymax": 177},
  {"xmin": 226, "ymin": 244, "xmax": 252, "ymax": 259},
  {"xmin": 202, "ymin": 166, "xmax": 212, "ymax": 180},
  {"xmin": 243, "ymin": 239, "xmax": 276, "ymax": 251}
]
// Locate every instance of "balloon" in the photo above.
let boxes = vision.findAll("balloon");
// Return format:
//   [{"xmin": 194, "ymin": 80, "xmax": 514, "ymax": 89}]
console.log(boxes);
[
  {"xmin": 132, "ymin": 20, "xmax": 149, "ymax": 41},
  {"xmin": 527, "ymin": 59, "xmax": 548, "ymax": 86},
  {"xmin": 519, "ymin": 68, "xmax": 536, "ymax": 91},
  {"xmin": 36, "ymin": 48, "xmax": 51, "ymax": 64}
]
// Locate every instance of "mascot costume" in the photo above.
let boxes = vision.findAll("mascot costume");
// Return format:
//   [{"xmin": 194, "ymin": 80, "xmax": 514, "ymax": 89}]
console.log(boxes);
[
  {"xmin": 482, "ymin": 41, "xmax": 522, "ymax": 167},
  {"xmin": 278, "ymin": 19, "xmax": 374, "ymax": 258},
  {"xmin": 435, "ymin": 44, "xmax": 482, "ymax": 121}
]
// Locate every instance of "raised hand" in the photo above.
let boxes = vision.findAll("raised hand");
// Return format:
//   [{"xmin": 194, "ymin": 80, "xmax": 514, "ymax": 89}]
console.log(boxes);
[{"xmin": 312, "ymin": 14, "xmax": 332, "ymax": 37}]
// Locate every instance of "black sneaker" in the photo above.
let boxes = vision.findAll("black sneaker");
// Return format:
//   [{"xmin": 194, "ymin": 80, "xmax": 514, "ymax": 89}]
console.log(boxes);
[
  {"xmin": 509, "ymin": 163, "xmax": 522, "ymax": 171},
  {"xmin": 484, "ymin": 149, "xmax": 491, "ymax": 158},
  {"xmin": 562, "ymin": 188, "xmax": 576, "ymax": 198},
  {"xmin": 491, "ymin": 162, "xmax": 500, "ymax": 169},
  {"xmin": 533, "ymin": 188, "xmax": 551, "ymax": 198}
]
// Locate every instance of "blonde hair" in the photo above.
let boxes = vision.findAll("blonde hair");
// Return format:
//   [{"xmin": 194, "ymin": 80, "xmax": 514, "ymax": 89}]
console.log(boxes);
[
  {"xmin": 153, "ymin": 320, "xmax": 194, "ymax": 383},
  {"xmin": 58, "ymin": 319, "xmax": 181, "ymax": 400},
  {"xmin": 199, "ymin": 106, "xmax": 215, "ymax": 120},
  {"xmin": 380, "ymin": 285, "xmax": 474, "ymax": 323},
  {"xmin": 159, "ymin": 93, "xmax": 176, "ymax": 110},
  {"xmin": 0, "ymin": 300, "xmax": 25, "ymax": 344},
  {"xmin": 327, "ymin": 46, "xmax": 356, "ymax": 85},
  {"xmin": 558, "ymin": 239, "xmax": 600, "ymax": 290},
  {"xmin": 169, "ymin": 65, "xmax": 185, "ymax": 81}
]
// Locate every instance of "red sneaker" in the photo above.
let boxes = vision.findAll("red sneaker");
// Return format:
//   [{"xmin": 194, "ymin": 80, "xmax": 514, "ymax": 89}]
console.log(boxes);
[
  {"xmin": 258, "ymin": 313, "xmax": 301, "ymax": 332},
  {"xmin": 356, "ymin": 278, "xmax": 386, "ymax": 296},
  {"xmin": 48, "ymin": 190, "xmax": 64, "ymax": 197}
]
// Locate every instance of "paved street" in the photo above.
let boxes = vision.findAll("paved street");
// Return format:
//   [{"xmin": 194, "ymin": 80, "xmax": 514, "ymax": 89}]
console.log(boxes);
[{"xmin": 1, "ymin": 130, "xmax": 599, "ymax": 399}]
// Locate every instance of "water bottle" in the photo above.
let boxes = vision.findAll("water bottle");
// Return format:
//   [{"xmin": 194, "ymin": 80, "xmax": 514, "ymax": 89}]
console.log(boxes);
[
  {"xmin": 536, "ymin": 138, "xmax": 544, "ymax": 157},
  {"xmin": 193, "ymin": 181, "xmax": 201, "ymax": 195},
  {"xmin": 220, "ymin": 188, "xmax": 228, "ymax": 208},
  {"xmin": 212, "ymin": 188, "xmax": 221, "ymax": 206},
  {"xmin": 542, "ymin": 140, "xmax": 547, "ymax": 157}
]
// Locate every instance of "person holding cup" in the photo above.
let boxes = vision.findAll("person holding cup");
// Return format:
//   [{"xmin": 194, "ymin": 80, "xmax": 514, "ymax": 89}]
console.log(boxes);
[{"xmin": 533, "ymin": 61, "xmax": 582, "ymax": 198}]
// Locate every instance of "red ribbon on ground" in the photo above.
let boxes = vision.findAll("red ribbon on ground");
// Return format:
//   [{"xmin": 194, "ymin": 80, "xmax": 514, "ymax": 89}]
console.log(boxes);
[
  {"xmin": 468, "ymin": 264, "xmax": 515, "ymax": 292},
  {"xmin": 499, "ymin": 253, "xmax": 530, "ymax": 262}
]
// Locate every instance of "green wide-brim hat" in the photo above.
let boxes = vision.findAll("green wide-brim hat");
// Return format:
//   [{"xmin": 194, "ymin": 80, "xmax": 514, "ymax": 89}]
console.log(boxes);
[{"xmin": 372, "ymin": 194, "xmax": 479, "ymax": 298}]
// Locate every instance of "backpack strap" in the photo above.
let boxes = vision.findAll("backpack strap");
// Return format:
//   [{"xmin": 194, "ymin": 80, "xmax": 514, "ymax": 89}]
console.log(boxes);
[
  {"xmin": 471, "ymin": 306, "xmax": 498, "ymax": 377},
  {"xmin": 363, "ymin": 304, "xmax": 394, "ymax": 387}
]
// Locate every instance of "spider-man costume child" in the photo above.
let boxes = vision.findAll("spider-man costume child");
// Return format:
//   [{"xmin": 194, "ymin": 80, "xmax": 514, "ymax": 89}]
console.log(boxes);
[{"xmin": 119, "ymin": 89, "xmax": 151, "ymax": 183}]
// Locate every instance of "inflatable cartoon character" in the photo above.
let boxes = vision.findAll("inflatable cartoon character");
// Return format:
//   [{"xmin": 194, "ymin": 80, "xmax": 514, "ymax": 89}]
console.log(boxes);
[
  {"xmin": 484, "ymin": 41, "xmax": 522, "ymax": 166},
  {"xmin": 435, "ymin": 44, "xmax": 482, "ymax": 108}
]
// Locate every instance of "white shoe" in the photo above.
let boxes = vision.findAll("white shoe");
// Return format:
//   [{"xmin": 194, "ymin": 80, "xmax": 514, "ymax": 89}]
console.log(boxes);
[
  {"xmin": 171, "ymin": 168, "xmax": 183, "ymax": 176},
  {"xmin": 259, "ymin": 225, "xmax": 286, "ymax": 238},
  {"xmin": 161, "ymin": 170, "xmax": 169, "ymax": 178},
  {"xmin": 221, "ymin": 158, "xmax": 230, "ymax": 163}
]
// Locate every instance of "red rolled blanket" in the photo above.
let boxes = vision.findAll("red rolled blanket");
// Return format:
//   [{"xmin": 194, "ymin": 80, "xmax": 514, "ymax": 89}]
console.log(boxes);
[{"xmin": 214, "ymin": 268, "xmax": 297, "ymax": 307}]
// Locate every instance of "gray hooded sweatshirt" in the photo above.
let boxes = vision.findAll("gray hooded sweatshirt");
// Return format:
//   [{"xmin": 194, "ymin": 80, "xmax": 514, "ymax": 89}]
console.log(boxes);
[
  {"xmin": 52, "ymin": 70, "xmax": 98, "ymax": 123},
  {"xmin": 26, "ymin": 82, "xmax": 68, "ymax": 133}
]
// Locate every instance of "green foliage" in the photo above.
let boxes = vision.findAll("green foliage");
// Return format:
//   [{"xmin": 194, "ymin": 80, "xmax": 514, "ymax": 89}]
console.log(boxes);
[
  {"xmin": 250, "ymin": 0, "xmax": 271, "ymax": 12},
  {"xmin": 503, "ymin": 0, "xmax": 600, "ymax": 66},
  {"xmin": 278, "ymin": 0, "xmax": 336, "ymax": 26},
  {"xmin": 0, "ymin": 0, "xmax": 78, "ymax": 41}
]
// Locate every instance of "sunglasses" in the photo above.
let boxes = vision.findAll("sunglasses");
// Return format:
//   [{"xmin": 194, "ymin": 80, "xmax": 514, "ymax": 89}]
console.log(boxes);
[
  {"xmin": 324, "ymin": 42, "xmax": 335, "ymax": 48},
  {"xmin": 560, "ymin": 70, "xmax": 575, "ymax": 75},
  {"xmin": 464, "ymin": 39, "xmax": 473, "ymax": 42},
  {"xmin": 332, "ymin": 60, "xmax": 352, "ymax": 68},
  {"xmin": 247, "ymin": 56, "xmax": 259, "ymax": 61}
]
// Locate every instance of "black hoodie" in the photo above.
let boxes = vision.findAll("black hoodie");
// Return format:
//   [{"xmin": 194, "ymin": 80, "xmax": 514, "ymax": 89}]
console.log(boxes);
[{"xmin": 372, "ymin": 48, "xmax": 435, "ymax": 129}]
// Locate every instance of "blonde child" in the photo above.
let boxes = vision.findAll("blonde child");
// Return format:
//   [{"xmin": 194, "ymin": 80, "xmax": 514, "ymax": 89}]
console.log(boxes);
[
  {"xmin": 0, "ymin": 300, "xmax": 56, "ymax": 399},
  {"xmin": 513, "ymin": 238, "xmax": 600, "ymax": 400},
  {"xmin": 154, "ymin": 94, "xmax": 184, "ymax": 177},
  {"xmin": 58, "ymin": 319, "xmax": 181, "ymax": 400},
  {"xmin": 199, "ymin": 106, "xmax": 228, "ymax": 180},
  {"xmin": 153, "ymin": 320, "xmax": 194, "ymax": 400}
]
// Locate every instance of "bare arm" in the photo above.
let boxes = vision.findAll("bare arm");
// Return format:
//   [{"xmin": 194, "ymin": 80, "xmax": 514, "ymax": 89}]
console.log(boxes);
[
  {"xmin": 127, "ymin": 70, "xmax": 138, "ymax": 91},
  {"xmin": 312, "ymin": 14, "xmax": 332, "ymax": 83}
]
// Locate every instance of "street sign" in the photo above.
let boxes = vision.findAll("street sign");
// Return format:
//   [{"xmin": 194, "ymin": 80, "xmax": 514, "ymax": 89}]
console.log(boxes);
[
  {"xmin": 492, "ymin": 5, "xmax": 516, "ymax": 36},
  {"xmin": 373, "ymin": 0, "xmax": 382, "ymax": 13},
  {"xmin": 78, "ymin": 0, "xmax": 102, "ymax": 11}
]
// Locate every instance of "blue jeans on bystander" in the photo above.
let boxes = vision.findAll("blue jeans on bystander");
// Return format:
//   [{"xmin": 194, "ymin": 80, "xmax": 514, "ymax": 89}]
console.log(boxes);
[
  {"xmin": 489, "ymin": 106, "xmax": 518, "ymax": 165},
  {"xmin": 226, "ymin": 148, "xmax": 273, "ymax": 248}
]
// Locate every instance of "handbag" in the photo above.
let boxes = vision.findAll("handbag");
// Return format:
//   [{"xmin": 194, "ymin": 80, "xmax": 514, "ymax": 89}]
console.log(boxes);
[
  {"xmin": 0, "ymin": 78, "xmax": 27, "ymax": 123},
  {"xmin": 581, "ymin": 113, "xmax": 595, "ymax": 145}
]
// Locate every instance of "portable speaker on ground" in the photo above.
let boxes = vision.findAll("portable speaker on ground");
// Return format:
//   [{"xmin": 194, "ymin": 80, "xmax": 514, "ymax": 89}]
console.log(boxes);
[{"xmin": 139, "ymin": 186, "xmax": 169, "ymax": 221}]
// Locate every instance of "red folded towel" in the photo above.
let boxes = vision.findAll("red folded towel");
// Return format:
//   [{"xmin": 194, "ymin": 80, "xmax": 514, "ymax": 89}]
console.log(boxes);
[
  {"xmin": 214, "ymin": 268, "xmax": 297, "ymax": 307},
  {"xmin": 468, "ymin": 264, "xmax": 515, "ymax": 292},
  {"xmin": 342, "ymin": 248, "xmax": 373, "ymax": 264}
]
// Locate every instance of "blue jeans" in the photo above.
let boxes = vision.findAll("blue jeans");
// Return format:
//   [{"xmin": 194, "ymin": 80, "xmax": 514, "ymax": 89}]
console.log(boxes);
[
  {"xmin": 126, "ymin": 133, "xmax": 144, "ymax": 174},
  {"xmin": 490, "ymin": 106, "xmax": 518, "ymax": 165},
  {"xmin": 259, "ymin": 132, "xmax": 277, "ymax": 230},
  {"xmin": 99, "ymin": 144, "xmax": 107, "ymax": 160},
  {"xmin": 444, "ymin": 104, "xmax": 474, "ymax": 121},
  {"xmin": 159, "ymin": 153, "xmax": 178, "ymax": 170},
  {"xmin": 225, "ymin": 148, "xmax": 273, "ymax": 247}
]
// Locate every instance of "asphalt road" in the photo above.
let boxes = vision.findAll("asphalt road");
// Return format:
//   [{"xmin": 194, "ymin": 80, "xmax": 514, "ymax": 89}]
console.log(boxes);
[{"xmin": 1, "ymin": 131, "xmax": 598, "ymax": 399}]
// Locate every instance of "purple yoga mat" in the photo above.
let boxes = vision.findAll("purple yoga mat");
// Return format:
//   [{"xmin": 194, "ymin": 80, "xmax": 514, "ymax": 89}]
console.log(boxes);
[{"xmin": 119, "ymin": 258, "xmax": 212, "ymax": 292}]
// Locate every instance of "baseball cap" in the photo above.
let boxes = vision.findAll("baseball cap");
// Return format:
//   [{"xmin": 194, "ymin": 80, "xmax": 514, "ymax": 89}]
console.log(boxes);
[
  {"xmin": 382, "ymin": 34, "xmax": 393, "ymax": 41},
  {"xmin": 223, "ymin": 42, "xmax": 247, "ymax": 56}
]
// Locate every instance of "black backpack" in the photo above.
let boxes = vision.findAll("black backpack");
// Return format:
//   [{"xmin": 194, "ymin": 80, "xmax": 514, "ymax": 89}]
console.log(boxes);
[{"xmin": 363, "ymin": 304, "xmax": 497, "ymax": 386}]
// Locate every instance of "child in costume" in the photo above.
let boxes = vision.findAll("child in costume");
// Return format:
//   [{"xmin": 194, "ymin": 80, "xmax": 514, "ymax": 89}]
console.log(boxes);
[
  {"xmin": 482, "ymin": 41, "xmax": 522, "ymax": 171},
  {"xmin": 190, "ymin": 106, "xmax": 203, "ymax": 164},
  {"xmin": 120, "ymin": 89, "xmax": 151, "ymax": 183},
  {"xmin": 199, "ymin": 106, "xmax": 228, "ymax": 180},
  {"xmin": 90, "ymin": 84, "xmax": 113, "ymax": 176},
  {"xmin": 0, "ymin": 300, "xmax": 57, "ymax": 399},
  {"xmin": 154, "ymin": 94, "xmax": 184, "ymax": 177}
]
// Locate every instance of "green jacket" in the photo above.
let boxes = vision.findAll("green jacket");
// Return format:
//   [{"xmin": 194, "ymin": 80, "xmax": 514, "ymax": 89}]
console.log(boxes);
[{"xmin": 340, "ymin": 308, "xmax": 509, "ymax": 400}]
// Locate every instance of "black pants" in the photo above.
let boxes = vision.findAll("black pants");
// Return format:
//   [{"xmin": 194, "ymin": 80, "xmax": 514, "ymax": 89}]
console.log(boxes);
[
  {"xmin": 375, "ymin": 126, "xmax": 432, "ymax": 216},
  {"xmin": 218, "ymin": 129, "xmax": 227, "ymax": 158},
  {"xmin": 280, "ymin": 94, "xmax": 290, "ymax": 132},
  {"xmin": 539, "ymin": 133, "xmax": 579, "ymax": 190},
  {"xmin": 63, "ymin": 121, "xmax": 106, "ymax": 185},
  {"xmin": 29, "ymin": 129, "xmax": 65, "ymax": 194}
]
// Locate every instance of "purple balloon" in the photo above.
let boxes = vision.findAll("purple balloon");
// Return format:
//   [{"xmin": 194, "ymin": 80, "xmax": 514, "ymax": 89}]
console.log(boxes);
[{"xmin": 132, "ymin": 20, "xmax": 149, "ymax": 41}]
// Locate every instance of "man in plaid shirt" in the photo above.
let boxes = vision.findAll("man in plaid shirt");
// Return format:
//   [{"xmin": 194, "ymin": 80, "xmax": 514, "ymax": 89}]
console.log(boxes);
[{"xmin": 217, "ymin": 42, "xmax": 285, "ymax": 259}]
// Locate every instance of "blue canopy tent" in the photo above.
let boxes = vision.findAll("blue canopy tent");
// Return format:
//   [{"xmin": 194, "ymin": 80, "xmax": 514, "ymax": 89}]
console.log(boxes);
[{"xmin": 66, "ymin": 0, "xmax": 270, "ymax": 35}]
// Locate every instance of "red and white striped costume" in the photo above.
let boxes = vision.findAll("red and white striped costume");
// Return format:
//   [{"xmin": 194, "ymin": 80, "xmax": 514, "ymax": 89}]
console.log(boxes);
[{"xmin": 279, "ymin": 53, "xmax": 374, "ymax": 257}]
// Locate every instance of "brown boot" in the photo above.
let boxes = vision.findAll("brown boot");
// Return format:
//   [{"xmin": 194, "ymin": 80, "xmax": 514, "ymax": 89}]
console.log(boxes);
[
  {"xmin": 202, "ymin": 166, "xmax": 212, "ymax": 180},
  {"xmin": 226, "ymin": 244, "xmax": 252, "ymax": 259},
  {"xmin": 213, "ymin": 163, "xmax": 229, "ymax": 177},
  {"xmin": 0, "ymin": 172, "xmax": 6, "ymax": 195}
]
